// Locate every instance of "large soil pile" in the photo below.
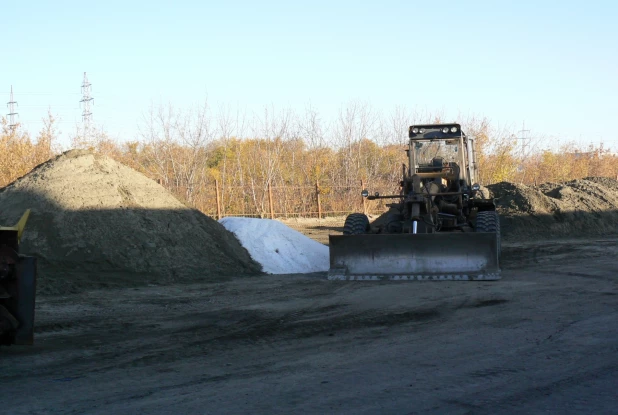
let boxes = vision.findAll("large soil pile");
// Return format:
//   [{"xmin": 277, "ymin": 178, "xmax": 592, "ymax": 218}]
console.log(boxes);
[
  {"xmin": 487, "ymin": 177, "xmax": 618, "ymax": 240},
  {"xmin": 0, "ymin": 150, "xmax": 262, "ymax": 294}
]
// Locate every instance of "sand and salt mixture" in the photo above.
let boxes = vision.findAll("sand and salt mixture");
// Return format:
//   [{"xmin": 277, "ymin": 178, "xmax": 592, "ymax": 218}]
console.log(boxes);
[{"xmin": 0, "ymin": 150, "xmax": 262, "ymax": 294}]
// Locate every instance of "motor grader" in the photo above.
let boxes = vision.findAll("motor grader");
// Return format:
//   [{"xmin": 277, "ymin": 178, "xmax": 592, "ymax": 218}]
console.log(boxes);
[
  {"xmin": 328, "ymin": 123, "xmax": 501, "ymax": 280},
  {"xmin": 0, "ymin": 210, "xmax": 36, "ymax": 345}
]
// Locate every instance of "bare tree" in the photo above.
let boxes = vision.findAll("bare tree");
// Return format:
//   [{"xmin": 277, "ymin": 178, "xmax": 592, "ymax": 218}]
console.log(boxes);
[{"xmin": 138, "ymin": 100, "xmax": 214, "ymax": 204}]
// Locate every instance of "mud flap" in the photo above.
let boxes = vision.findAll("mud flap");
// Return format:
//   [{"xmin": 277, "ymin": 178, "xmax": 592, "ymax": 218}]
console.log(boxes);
[
  {"xmin": 13, "ymin": 256, "xmax": 37, "ymax": 345},
  {"xmin": 328, "ymin": 233, "xmax": 500, "ymax": 281},
  {"xmin": 1, "ymin": 256, "xmax": 37, "ymax": 345},
  {"xmin": 0, "ymin": 210, "xmax": 36, "ymax": 345}
]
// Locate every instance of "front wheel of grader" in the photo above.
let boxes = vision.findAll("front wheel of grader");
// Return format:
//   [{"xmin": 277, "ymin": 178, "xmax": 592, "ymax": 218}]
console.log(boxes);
[
  {"xmin": 342, "ymin": 213, "xmax": 369, "ymax": 235},
  {"xmin": 475, "ymin": 210, "xmax": 501, "ymax": 261}
]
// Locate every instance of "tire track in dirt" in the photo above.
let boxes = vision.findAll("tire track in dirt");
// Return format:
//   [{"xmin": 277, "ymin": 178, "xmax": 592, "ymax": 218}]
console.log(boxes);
[{"xmin": 454, "ymin": 361, "xmax": 618, "ymax": 415}]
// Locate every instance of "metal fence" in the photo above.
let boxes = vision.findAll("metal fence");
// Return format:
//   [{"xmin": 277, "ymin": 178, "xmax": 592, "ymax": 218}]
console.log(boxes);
[{"xmin": 188, "ymin": 180, "xmax": 400, "ymax": 219}]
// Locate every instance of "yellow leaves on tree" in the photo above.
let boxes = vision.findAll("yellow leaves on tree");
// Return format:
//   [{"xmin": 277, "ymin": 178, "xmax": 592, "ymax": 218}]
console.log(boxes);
[
  {"xmin": 2, "ymin": 106, "xmax": 618, "ymax": 218},
  {"xmin": 0, "ymin": 112, "xmax": 58, "ymax": 187}
]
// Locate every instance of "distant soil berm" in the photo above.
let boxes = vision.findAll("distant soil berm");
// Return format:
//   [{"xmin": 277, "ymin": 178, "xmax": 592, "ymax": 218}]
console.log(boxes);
[{"xmin": 487, "ymin": 177, "xmax": 618, "ymax": 239}]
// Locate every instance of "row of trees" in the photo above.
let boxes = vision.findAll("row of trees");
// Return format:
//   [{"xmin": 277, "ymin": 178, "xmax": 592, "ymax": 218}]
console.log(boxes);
[
  {"xmin": 0, "ymin": 112, "xmax": 58, "ymax": 187},
  {"xmin": 2, "ymin": 103, "xmax": 617, "ymax": 218}
]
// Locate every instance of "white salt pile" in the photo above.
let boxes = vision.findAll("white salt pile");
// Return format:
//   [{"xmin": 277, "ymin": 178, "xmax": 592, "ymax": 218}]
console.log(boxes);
[{"xmin": 218, "ymin": 217, "xmax": 329, "ymax": 274}]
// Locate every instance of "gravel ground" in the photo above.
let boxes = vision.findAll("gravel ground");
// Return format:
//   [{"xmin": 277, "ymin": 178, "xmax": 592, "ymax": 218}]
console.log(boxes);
[{"xmin": 1, "ymin": 237, "xmax": 617, "ymax": 414}]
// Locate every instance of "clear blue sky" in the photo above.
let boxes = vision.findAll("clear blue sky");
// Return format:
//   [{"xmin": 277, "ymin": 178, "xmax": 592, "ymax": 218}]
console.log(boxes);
[{"xmin": 1, "ymin": 0, "xmax": 616, "ymax": 150}]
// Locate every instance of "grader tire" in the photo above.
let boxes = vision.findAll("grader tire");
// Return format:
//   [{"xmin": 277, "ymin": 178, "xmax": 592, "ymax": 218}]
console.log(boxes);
[
  {"xmin": 476, "ymin": 210, "xmax": 501, "ymax": 259},
  {"xmin": 343, "ymin": 213, "xmax": 370, "ymax": 235}
]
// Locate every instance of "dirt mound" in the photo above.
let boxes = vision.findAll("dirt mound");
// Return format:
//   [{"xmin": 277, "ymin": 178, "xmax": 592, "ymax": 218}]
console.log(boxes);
[
  {"xmin": 488, "ymin": 177, "xmax": 618, "ymax": 240},
  {"xmin": 0, "ymin": 150, "xmax": 262, "ymax": 294}
]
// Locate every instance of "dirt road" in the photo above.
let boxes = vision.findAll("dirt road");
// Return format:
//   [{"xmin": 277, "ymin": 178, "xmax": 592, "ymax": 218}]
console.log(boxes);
[{"xmin": 1, "ymin": 237, "xmax": 617, "ymax": 414}]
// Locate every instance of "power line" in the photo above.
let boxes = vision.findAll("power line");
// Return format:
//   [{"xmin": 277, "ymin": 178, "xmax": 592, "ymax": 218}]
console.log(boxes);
[
  {"xmin": 80, "ymin": 72, "xmax": 94, "ymax": 132},
  {"xmin": 0, "ymin": 92, "xmax": 82, "ymax": 96},
  {"xmin": 6, "ymin": 86, "xmax": 18, "ymax": 130},
  {"xmin": 517, "ymin": 121, "xmax": 531, "ymax": 156}
]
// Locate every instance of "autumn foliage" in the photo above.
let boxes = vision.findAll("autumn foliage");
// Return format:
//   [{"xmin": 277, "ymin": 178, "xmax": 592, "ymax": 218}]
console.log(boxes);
[{"xmin": 3, "ymin": 104, "xmax": 618, "ymax": 219}]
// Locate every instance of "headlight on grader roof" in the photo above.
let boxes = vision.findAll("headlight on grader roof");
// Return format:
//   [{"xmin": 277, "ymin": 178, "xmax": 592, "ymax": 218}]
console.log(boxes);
[
  {"xmin": 412, "ymin": 128, "xmax": 419, "ymax": 134},
  {"xmin": 451, "ymin": 127, "xmax": 458, "ymax": 133},
  {"xmin": 442, "ymin": 127, "xmax": 449, "ymax": 133}
]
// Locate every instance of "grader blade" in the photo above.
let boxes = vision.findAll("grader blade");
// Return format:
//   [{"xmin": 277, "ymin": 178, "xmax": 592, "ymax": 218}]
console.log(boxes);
[{"xmin": 328, "ymin": 233, "xmax": 500, "ymax": 281}]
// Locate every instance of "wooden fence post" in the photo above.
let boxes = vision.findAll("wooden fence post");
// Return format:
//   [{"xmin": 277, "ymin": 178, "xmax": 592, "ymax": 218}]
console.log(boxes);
[
  {"xmin": 361, "ymin": 179, "xmax": 367, "ymax": 215},
  {"xmin": 215, "ymin": 179, "xmax": 222, "ymax": 220},
  {"xmin": 268, "ymin": 182, "xmax": 275, "ymax": 219},
  {"xmin": 316, "ymin": 178, "xmax": 322, "ymax": 219}
]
